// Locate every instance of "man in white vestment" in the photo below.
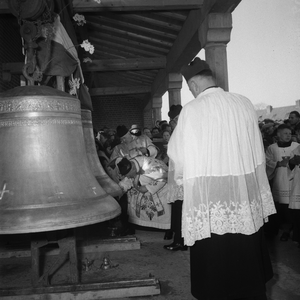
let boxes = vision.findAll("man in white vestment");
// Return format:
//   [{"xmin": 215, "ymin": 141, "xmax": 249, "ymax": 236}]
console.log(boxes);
[{"xmin": 167, "ymin": 57, "xmax": 276, "ymax": 300}]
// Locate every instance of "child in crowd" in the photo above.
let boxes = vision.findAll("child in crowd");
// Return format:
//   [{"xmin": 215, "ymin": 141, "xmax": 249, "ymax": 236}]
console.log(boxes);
[{"xmin": 265, "ymin": 124, "xmax": 299, "ymax": 241}]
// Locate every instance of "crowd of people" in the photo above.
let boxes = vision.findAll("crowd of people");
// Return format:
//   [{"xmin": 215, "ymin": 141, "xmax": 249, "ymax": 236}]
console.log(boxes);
[
  {"xmin": 93, "ymin": 115, "xmax": 181, "ymax": 238},
  {"xmin": 93, "ymin": 109, "xmax": 300, "ymax": 252},
  {"xmin": 91, "ymin": 58, "xmax": 300, "ymax": 300},
  {"xmin": 261, "ymin": 111, "xmax": 300, "ymax": 247}
]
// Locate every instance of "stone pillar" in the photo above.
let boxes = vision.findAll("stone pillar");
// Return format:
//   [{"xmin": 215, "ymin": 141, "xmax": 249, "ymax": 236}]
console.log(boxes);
[
  {"xmin": 168, "ymin": 73, "xmax": 182, "ymax": 108},
  {"xmin": 152, "ymin": 96, "xmax": 162, "ymax": 126},
  {"xmin": 200, "ymin": 13, "xmax": 232, "ymax": 91}
]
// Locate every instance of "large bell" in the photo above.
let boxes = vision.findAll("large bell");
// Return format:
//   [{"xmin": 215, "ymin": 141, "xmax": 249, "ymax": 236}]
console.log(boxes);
[
  {"xmin": 0, "ymin": 86, "xmax": 121, "ymax": 234},
  {"xmin": 8, "ymin": 0, "xmax": 53, "ymax": 21},
  {"xmin": 81, "ymin": 109, "xmax": 122, "ymax": 198}
]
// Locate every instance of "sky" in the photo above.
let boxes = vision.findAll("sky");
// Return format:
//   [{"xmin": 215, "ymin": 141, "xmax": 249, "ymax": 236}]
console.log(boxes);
[{"xmin": 162, "ymin": 0, "xmax": 300, "ymax": 120}]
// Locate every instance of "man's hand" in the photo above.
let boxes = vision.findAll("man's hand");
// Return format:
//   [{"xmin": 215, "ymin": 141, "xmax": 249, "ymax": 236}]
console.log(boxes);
[
  {"xmin": 277, "ymin": 159, "xmax": 288, "ymax": 168},
  {"xmin": 138, "ymin": 147, "xmax": 148, "ymax": 155}
]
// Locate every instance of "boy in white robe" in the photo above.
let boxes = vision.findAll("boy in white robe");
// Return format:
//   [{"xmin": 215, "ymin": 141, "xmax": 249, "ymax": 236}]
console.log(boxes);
[{"xmin": 265, "ymin": 124, "xmax": 299, "ymax": 241}]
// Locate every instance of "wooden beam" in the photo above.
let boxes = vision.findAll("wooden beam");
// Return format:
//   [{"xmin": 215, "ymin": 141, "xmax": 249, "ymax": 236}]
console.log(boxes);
[
  {"xmin": 82, "ymin": 57, "xmax": 166, "ymax": 72},
  {"xmin": 0, "ymin": 0, "xmax": 204, "ymax": 14},
  {"xmin": 150, "ymin": 0, "xmax": 241, "ymax": 98},
  {"xmin": 87, "ymin": 14, "xmax": 178, "ymax": 39},
  {"xmin": 73, "ymin": 0, "xmax": 203, "ymax": 12},
  {"xmin": 2, "ymin": 57, "xmax": 165, "ymax": 77},
  {"xmin": 151, "ymin": 0, "xmax": 217, "ymax": 97},
  {"xmin": 90, "ymin": 86, "xmax": 151, "ymax": 96},
  {"xmin": 0, "ymin": 236, "xmax": 140, "ymax": 259},
  {"xmin": 87, "ymin": 17, "xmax": 174, "ymax": 47}
]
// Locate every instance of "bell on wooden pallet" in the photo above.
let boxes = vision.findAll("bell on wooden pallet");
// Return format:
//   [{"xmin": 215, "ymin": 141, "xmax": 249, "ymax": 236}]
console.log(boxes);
[
  {"xmin": 0, "ymin": 86, "xmax": 121, "ymax": 234},
  {"xmin": 81, "ymin": 109, "xmax": 122, "ymax": 198}
]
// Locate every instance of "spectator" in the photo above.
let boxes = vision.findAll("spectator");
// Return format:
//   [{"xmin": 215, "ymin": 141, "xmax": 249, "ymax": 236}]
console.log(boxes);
[
  {"xmin": 162, "ymin": 129, "xmax": 171, "ymax": 142},
  {"xmin": 159, "ymin": 120, "xmax": 168, "ymax": 130},
  {"xmin": 143, "ymin": 127, "xmax": 152, "ymax": 139},
  {"xmin": 261, "ymin": 122, "xmax": 276, "ymax": 150},
  {"xmin": 151, "ymin": 120, "xmax": 169, "ymax": 139},
  {"xmin": 154, "ymin": 120, "xmax": 161, "ymax": 130},
  {"xmin": 265, "ymin": 124, "xmax": 299, "ymax": 241},
  {"xmin": 151, "ymin": 127, "xmax": 160, "ymax": 139},
  {"xmin": 156, "ymin": 130, "xmax": 171, "ymax": 166},
  {"xmin": 288, "ymin": 111, "xmax": 300, "ymax": 135},
  {"xmin": 161, "ymin": 123, "xmax": 172, "ymax": 133},
  {"xmin": 164, "ymin": 105, "xmax": 186, "ymax": 251}
]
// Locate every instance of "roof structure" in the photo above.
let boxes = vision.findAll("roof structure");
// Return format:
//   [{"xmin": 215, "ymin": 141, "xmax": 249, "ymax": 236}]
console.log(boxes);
[{"xmin": 0, "ymin": 0, "xmax": 241, "ymax": 106}]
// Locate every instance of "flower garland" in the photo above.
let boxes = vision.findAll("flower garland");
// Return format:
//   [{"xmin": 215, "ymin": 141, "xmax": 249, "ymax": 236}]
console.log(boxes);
[{"xmin": 69, "ymin": 12, "xmax": 96, "ymax": 96}]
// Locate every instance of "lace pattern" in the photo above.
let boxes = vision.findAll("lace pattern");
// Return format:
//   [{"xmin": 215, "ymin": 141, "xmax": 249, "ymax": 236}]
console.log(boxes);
[
  {"xmin": 181, "ymin": 165, "xmax": 276, "ymax": 246},
  {"xmin": 183, "ymin": 196, "xmax": 275, "ymax": 246}
]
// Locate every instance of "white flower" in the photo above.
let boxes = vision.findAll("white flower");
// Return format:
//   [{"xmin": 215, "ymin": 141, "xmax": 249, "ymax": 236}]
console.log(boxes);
[
  {"xmin": 80, "ymin": 40, "xmax": 95, "ymax": 54},
  {"xmin": 69, "ymin": 77, "xmax": 80, "ymax": 95},
  {"xmin": 88, "ymin": 44, "xmax": 95, "ymax": 54},
  {"xmin": 119, "ymin": 177, "xmax": 133, "ymax": 192},
  {"xmin": 83, "ymin": 57, "xmax": 93, "ymax": 63},
  {"xmin": 73, "ymin": 13, "xmax": 86, "ymax": 26}
]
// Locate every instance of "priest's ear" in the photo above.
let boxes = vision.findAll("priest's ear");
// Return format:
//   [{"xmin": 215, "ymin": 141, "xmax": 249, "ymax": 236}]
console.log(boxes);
[{"xmin": 188, "ymin": 79, "xmax": 199, "ymax": 98}]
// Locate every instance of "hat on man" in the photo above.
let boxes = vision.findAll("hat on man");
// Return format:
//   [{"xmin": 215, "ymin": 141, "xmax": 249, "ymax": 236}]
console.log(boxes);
[
  {"xmin": 116, "ymin": 125, "xmax": 129, "ymax": 138},
  {"xmin": 181, "ymin": 57, "xmax": 211, "ymax": 82},
  {"xmin": 117, "ymin": 157, "xmax": 132, "ymax": 176}
]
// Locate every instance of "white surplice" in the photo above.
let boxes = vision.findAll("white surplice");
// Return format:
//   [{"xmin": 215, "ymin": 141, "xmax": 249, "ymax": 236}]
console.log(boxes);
[
  {"xmin": 265, "ymin": 142, "xmax": 299, "ymax": 204},
  {"xmin": 168, "ymin": 87, "xmax": 276, "ymax": 246}
]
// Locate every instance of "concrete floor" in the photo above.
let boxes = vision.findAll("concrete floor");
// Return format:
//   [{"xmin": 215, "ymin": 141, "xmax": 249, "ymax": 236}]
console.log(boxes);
[
  {"xmin": 129, "ymin": 227, "xmax": 300, "ymax": 300},
  {"xmin": 0, "ymin": 225, "xmax": 299, "ymax": 300}
]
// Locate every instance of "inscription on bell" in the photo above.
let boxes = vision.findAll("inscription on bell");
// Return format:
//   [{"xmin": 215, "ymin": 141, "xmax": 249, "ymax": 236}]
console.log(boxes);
[
  {"xmin": 0, "ymin": 98, "xmax": 79, "ymax": 113},
  {"xmin": 0, "ymin": 118, "xmax": 81, "ymax": 128}
]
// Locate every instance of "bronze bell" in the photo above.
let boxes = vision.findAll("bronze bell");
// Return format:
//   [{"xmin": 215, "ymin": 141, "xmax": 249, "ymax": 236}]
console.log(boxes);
[
  {"xmin": 8, "ymin": 0, "xmax": 53, "ymax": 21},
  {"xmin": 81, "ymin": 109, "xmax": 122, "ymax": 198},
  {"xmin": 0, "ymin": 86, "xmax": 121, "ymax": 234}
]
